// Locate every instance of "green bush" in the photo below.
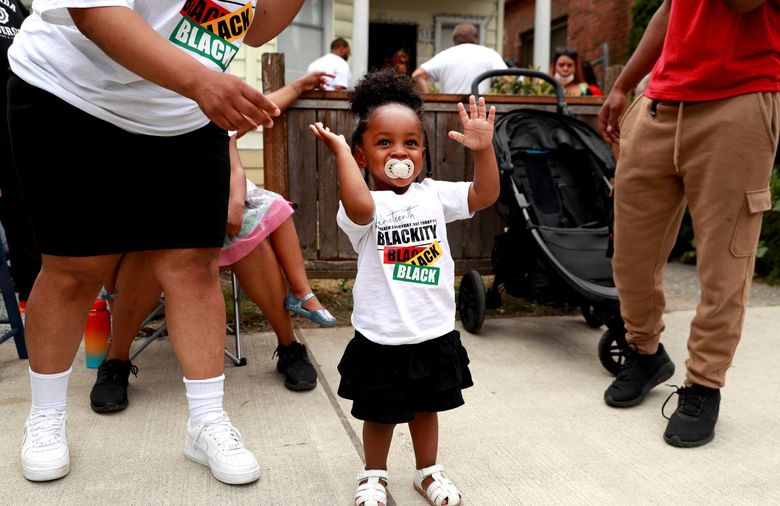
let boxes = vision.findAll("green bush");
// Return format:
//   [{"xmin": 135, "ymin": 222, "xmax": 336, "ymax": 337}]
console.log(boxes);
[
  {"xmin": 628, "ymin": 0, "xmax": 664, "ymax": 59},
  {"xmin": 673, "ymin": 165, "xmax": 780, "ymax": 283},
  {"xmin": 490, "ymin": 75, "xmax": 555, "ymax": 96}
]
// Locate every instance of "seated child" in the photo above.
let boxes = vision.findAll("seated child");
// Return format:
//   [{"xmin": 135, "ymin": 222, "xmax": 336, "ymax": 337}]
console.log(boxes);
[{"xmin": 310, "ymin": 69, "xmax": 499, "ymax": 506}]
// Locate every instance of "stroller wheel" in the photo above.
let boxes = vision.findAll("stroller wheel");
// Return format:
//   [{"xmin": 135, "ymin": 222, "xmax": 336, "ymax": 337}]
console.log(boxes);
[
  {"xmin": 598, "ymin": 328, "xmax": 628, "ymax": 376},
  {"xmin": 580, "ymin": 304, "xmax": 603, "ymax": 328},
  {"xmin": 458, "ymin": 271, "xmax": 486, "ymax": 334}
]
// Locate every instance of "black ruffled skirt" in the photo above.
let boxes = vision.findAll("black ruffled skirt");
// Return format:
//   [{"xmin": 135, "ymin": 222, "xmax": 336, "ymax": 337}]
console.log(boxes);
[{"xmin": 337, "ymin": 330, "xmax": 473, "ymax": 424}]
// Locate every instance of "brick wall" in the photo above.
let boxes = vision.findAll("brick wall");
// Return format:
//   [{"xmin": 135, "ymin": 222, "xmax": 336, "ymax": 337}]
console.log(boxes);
[{"xmin": 503, "ymin": 0, "xmax": 633, "ymax": 68}]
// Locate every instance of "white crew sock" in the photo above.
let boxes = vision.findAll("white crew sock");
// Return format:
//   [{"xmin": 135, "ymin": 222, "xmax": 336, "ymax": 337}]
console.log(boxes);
[
  {"xmin": 184, "ymin": 374, "xmax": 225, "ymax": 426},
  {"xmin": 29, "ymin": 367, "xmax": 71, "ymax": 412}
]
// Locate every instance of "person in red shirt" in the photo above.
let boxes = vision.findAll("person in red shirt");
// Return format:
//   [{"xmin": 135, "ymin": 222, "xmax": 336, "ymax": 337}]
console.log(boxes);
[{"xmin": 599, "ymin": 0, "xmax": 779, "ymax": 448}]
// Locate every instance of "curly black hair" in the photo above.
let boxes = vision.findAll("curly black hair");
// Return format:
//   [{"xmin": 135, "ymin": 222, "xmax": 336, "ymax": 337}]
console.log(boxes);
[{"xmin": 349, "ymin": 69, "xmax": 424, "ymax": 149}]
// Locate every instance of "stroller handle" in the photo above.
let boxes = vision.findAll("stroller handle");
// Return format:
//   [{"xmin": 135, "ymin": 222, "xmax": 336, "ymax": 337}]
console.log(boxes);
[{"xmin": 470, "ymin": 69, "xmax": 570, "ymax": 116}]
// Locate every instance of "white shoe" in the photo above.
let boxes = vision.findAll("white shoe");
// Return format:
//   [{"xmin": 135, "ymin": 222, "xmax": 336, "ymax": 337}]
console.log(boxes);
[
  {"xmin": 21, "ymin": 408, "xmax": 70, "ymax": 481},
  {"xmin": 184, "ymin": 412, "xmax": 260, "ymax": 485}
]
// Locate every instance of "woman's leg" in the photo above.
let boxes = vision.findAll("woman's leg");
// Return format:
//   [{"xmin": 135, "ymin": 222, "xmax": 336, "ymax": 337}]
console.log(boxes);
[
  {"xmin": 268, "ymin": 218, "xmax": 325, "ymax": 312},
  {"xmin": 90, "ymin": 253, "xmax": 163, "ymax": 413},
  {"xmin": 21, "ymin": 253, "xmax": 120, "ymax": 481},
  {"xmin": 105, "ymin": 253, "xmax": 164, "ymax": 361},
  {"xmin": 231, "ymin": 240, "xmax": 318, "ymax": 390},
  {"xmin": 230, "ymin": 241, "xmax": 295, "ymax": 345},
  {"xmin": 146, "ymin": 248, "xmax": 224, "ymax": 379},
  {"xmin": 25, "ymin": 254, "xmax": 121, "ymax": 373},
  {"xmin": 146, "ymin": 247, "xmax": 260, "ymax": 485}
]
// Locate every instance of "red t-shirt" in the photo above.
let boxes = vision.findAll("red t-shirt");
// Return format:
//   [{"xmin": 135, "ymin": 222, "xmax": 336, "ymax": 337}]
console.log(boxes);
[{"xmin": 646, "ymin": 0, "xmax": 780, "ymax": 101}]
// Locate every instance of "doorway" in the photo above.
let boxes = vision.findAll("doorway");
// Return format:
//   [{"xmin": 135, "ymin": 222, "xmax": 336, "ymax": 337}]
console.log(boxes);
[{"xmin": 368, "ymin": 22, "xmax": 418, "ymax": 76}]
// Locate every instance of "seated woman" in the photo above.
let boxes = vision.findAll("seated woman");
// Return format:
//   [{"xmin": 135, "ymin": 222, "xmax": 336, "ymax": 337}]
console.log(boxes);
[
  {"xmin": 551, "ymin": 47, "xmax": 593, "ymax": 97},
  {"xmin": 90, "ymin": 72, "xmax": 335, "ymax": 413}
]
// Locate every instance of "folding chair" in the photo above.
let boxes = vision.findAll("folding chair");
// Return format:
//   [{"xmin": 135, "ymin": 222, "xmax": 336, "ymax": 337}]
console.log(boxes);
[
  {"xmin": 0, "ymin": 246, "xmax": 27, "ymax": 359},
  {"xmin": 129, "ymin": 271, "xmax": 247, "ymax": 366}
]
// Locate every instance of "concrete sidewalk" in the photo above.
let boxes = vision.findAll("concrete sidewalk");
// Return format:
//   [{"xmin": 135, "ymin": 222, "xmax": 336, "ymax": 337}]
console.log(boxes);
[{"xmin": 1, "ymin": 306, "xmax": 780, "ymax": 505}]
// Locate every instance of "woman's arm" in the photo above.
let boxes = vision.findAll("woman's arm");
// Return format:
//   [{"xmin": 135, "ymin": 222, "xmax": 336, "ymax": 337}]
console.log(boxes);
[
  {"xmin": 266, "ymin": 72, "xmax": 331, "ymax": 112},
  {"xmin": 309, "ymin": 123, "xmax": 374, "ymax": 224},
  {"xmin": 68, "ymin": 7, "xmax": 279, "ymax": 136},
  {"xmin": 227, "ymin": 136, "xmax": 247, "ymax": 237},
  {"xmin": 243, "ymin": 0, "xmax": 305, "ymax": 47}
]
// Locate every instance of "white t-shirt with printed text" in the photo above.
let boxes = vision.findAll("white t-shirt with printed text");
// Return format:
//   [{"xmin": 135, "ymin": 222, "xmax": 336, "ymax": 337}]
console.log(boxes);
[
  {"xmin": 420, "ymin": 43, "xmax": 507, "ymax": 95},
  {"xmin": 338, "ymin": 179, "xmax": 473, "ymax": 345},
  {"xmin": 306, "ymin": 52, "xmax": 351, "ymax": 90},
  {"xmin": 9, "ymin": 0, "xmax": 257, "ymax": 136}
]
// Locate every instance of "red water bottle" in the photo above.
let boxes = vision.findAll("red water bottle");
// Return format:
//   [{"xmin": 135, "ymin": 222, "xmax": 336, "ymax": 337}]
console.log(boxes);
[{"xmin": 85, "ymin": 298, "xmax": 111, "ymax": 368}]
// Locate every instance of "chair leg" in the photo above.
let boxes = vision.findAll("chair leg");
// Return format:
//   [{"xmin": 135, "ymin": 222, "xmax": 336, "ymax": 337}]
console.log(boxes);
[
  {"xmin": 0, "ymin": 247, "xmax": 27, "ymax": 359},
  {"xmin": 129, "ymin": 298, "xmax": 167, "ymax": 361},
  {"xmin": 224, "ymin": 270, "xmax": 246, "ymax": 366}
]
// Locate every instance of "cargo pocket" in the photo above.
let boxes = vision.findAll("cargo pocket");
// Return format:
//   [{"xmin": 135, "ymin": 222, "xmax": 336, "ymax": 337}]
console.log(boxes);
[{"xmin": 730, "ymin": 188, "xmax": 772, "ymax": 258}]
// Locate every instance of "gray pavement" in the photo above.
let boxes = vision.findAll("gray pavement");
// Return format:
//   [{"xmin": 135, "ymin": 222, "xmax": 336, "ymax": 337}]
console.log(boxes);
[{"xmin": 0, "ymin": 262, "xmax": 779, "ymax": 505}]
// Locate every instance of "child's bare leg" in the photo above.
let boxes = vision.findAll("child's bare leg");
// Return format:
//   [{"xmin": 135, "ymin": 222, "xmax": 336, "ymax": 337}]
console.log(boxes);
[
  {"xmin": 268, "ymin": 218, "xmax": 325, "ymax": 312},
  {"xmin": 359, "ymin": 421, "xmax": 394, "ymax": 506},
  {"xmin": 363, "ymin": 421, "xmax": 395, "ymax": 470},
  {"xmin": 409, "ymin": 412, "xmax": 442, "ymax": 491},
  {"xmin": 230, "ymin": 240, "xmax": 296, "ymax": 346},
  {"xmin": 106, "ymin": 253, "xmax": 164, "ymax": 361}
]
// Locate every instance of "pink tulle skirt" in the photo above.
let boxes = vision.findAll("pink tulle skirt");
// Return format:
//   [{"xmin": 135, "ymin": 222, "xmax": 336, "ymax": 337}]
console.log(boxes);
[{"xmin": 218, "ymin": 184, "xmax": 294, "ymax": 267}]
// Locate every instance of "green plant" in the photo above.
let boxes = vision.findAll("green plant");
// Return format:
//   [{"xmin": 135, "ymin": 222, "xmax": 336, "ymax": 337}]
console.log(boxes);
[
  {"xmin": 673, "ymin": 165, "xmax": 780, "ymax": 283},
  {"xmin": 490, "ymin": 74, "xmax": 555, "ymax": 96},
  {"xmin": 627, "ymin": 0, "xmax": 664, "ymax": 59},
  {"xmin": 755, "ymin": 165, "xmax": 780, "ymax": 283}
]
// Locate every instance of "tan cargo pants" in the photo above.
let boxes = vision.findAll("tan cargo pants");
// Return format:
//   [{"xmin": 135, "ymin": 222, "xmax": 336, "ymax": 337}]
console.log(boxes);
[{"xmin": 613, "ymin": 92, "xmax": 780, "ymax": 388}]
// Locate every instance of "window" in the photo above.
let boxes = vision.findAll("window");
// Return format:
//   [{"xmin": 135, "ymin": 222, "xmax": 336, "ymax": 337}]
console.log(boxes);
[
  {"xmin": 277, "ymin": 0, "xmax": 332, "ymax": 83},
  {"xmin": 519, "ymin": 17, "xmax": 568, "ymax": 70}
]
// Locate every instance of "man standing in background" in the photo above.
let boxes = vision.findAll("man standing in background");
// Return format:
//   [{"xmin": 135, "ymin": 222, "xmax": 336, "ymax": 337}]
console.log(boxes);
[
  {"xmin": 307, "ymin": 37, "xmax": 351, "ymax": 90},
  {"xmin": 412, "ymin": 23, "xmax": 506, "ymax": 95}
]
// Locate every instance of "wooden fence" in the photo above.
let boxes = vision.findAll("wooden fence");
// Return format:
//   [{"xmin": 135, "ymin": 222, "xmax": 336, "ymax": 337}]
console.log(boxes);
[{"xmin": 262, "ymin": 54, "xmax": 606, "ymax": 278}]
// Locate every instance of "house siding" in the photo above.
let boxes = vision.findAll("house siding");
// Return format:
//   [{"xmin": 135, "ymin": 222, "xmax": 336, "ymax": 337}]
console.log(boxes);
[{"xmin": 504, "ymin": 0, "xmax": 633, "ymax": 70}]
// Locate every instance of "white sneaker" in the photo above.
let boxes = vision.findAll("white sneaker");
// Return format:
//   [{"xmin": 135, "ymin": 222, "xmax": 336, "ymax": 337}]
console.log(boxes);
[
  {"xmin": 21, "ymin": 408, "xmax": 70, "ymax": 481},
  {"xmin": 184, "ymin": 412, "xmax": 260, "ymax": 484}
]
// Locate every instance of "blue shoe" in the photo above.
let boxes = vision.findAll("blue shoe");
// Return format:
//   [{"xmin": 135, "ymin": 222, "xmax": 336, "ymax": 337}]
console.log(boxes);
[{"xmin": 285, "ymin": 292, "xmax": 337, "ymax": 327}]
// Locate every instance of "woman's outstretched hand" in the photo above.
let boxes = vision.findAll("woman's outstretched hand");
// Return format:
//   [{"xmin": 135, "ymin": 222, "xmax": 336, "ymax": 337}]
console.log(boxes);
[
  {"xmin": 309, "ymin": 122, "xmax": 351, "ymax": 155},
  {"xmin": 448, "ymin": 95, "xmax": 496, "ymax": 152},
  {"xmin": 295, "ymin": 71, "xmax": 335, "ymax": 92}
]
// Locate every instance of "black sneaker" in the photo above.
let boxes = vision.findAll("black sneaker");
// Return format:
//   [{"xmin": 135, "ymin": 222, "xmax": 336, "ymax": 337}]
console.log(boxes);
[
  {"xmin": 663, "ymin": 384, "xmax": 720, "ymax": 448},
  {"xmin": 274, "ymin": 342, "xmax": 317, "ymax": 391},
  {"xmin": 604, "ymin": 343, "xmax": 675, "ymax": 407},
  {"xmin": 90, "ymin": 359, "xmax": 138, "ymax": 413}
]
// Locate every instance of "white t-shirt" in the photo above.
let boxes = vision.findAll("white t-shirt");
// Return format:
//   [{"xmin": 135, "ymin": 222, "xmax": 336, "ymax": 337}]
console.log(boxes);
[
  {"xmin": 421, "ymin": 43, "xmax": 507, "ymax": 95},
  {"xmin": 337, "ymin": 179, "xmax": 474, "ymax": 345},
  {"xmin": 8, "ymin": 0, "xmax": 256, "ymax": 136},
  {"xmin": 306, "ymin": 52, "xmax": 351, "ymax": 90}
]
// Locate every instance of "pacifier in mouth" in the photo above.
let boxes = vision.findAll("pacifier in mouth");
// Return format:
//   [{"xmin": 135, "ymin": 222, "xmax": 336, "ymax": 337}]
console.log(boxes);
[{"xmin": 384, "ymin": 158, "xmax": 415, "ymax": 179}]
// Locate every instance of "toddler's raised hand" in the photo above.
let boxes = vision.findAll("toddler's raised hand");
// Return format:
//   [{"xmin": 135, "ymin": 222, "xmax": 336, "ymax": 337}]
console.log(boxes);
[
  {"xmin": 309, "ymin": 122, "xmax": 351, "ymax": 155},
  {"xmin": 448, "ymin": 95, "xmax": 496, "ymax": 152}
]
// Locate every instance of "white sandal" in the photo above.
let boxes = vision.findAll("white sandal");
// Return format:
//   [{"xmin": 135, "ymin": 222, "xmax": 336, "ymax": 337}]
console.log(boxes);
[
  {"xmin": 355, "ymin": 469, "xmax": 388, "ymax": 506},
  {"xmin": 414, "ymin": 464, "xmax": 462, "ymax": 505}
]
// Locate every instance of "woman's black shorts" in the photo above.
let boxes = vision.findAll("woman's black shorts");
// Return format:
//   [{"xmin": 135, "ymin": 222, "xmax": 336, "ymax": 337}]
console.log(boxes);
[{"xmin": 6, "ymin": 75, "xmax": 230, "ymax": 256}]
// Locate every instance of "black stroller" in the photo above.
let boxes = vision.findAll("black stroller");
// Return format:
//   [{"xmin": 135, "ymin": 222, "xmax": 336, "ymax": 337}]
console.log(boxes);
[{"xmin": 457, "ymin": 69, "xmax": 627, "ymax": 375}]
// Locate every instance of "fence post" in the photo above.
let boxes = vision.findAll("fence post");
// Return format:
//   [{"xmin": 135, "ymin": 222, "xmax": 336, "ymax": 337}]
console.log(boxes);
[{"xmin": 261, "ymin": 53, "xmax": 289, "ymax": 198}]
